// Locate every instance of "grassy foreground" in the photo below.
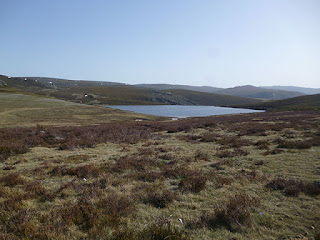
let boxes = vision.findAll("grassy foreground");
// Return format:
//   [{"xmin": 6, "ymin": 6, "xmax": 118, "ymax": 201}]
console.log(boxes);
[
  {"xmin": 0, "ymin": 111, "xmax": 319, "ymax": 239},
  {"xmin": 0, "ymin": 89, "xmax": 163, "ymax": 127}
]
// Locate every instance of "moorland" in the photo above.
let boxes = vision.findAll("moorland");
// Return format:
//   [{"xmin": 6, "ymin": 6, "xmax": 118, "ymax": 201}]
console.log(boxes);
[{"xmin": 0, "ymin": 75, "xmax": 319, "ymax": 240}]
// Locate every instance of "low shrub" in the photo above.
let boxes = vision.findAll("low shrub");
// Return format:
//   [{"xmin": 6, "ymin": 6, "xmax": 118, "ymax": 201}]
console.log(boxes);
[
  {"xmin": 266, "ymin": 178, "xmax": 320, "ymax": 197},
  {"xmin": 255, "ymin": 140, "xmax": 270, "ymax": 150},
  {"xmin": 277, "ymin": 139, "xmax": 312, "ymax": 149},
  {"xmin": 262, "ymin": 148, "xmax": 284, "ymax": 156},
  {"xmin": 199, "ymin": 193, "xmax": 260, "ymax": 232},
  {"xmin": 50, "ymin": 164, "xmax": 101, "ymax": 178},
  {"xmin": 24, "ymin": 181, "xmax": 54, "ymax": 202},
  {"xmin": 194, "ymin": 149, "xmax": 209, "ymax": 161},
  {"xmin": 0, "ymin": 144, "xmax": 29, "ymax": 162},
  {"xmin": 178, "ymin": 174, "xmax": 207, "ymax": 193},
  {"xmin": 0, "ymin": 173, "xmax": 24, "ymax": 187},
  {"xmin": 111, "ymin": 155, "xmax": 156, "ymax": 173},
  {"xmin": 215, "ymin": 148, "xmax": 249, "ymax": 158},
  {"xmin": 135, "ymin": 183, "xmax": 177, "ymax": 208},
  {"xmin": 133, "ymin": 171, "xmax": 164, "ymax": 182},
  {"xmin": 137, "ymin": 215, "xmax": 189, "ymax": 240}
]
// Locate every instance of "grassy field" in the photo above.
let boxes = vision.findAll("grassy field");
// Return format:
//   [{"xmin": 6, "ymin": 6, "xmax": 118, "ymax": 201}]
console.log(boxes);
[
  {"xmin": 0, "ymin": 111, "xmax": 319, "ymax": 239},
  {"xmin": 0, "ymin": 88, "xmax": 164, "ymax": 127}
]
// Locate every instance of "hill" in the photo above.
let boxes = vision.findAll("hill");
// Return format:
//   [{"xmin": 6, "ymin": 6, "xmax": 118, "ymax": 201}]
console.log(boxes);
[
  {"xmin": 0, "ymin": 75, "xmax": 262, "ymax": 106},
  {"xmin": 161, "ymin": 89, "xmax": 261, "ymax": 106},
  {"xmin": 0, "ymin": 87, "xmax": 162, "ymax": 127},
  {"xmin": 135, "ymin": 83, "xmax": 222, "ymax": 93},
  {"xmin": 231, "ymin": 94, "xmax": 320, "ymax": 111},
  {"xmin": 261, "ymin": 85, "xmax": 320, "ymax": 95},
  {"xmin": 216, "ymin": 85, "xmax": 305, "ymax": 100}
]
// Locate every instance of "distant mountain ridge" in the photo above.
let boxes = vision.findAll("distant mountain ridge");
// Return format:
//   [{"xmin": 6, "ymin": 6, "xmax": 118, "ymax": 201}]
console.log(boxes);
[
  {"xmin": 0, "ymin": 75, "xmax": 261, "ymax": 106},
  {"xmin": 135, "ymin": 83, "xmax": 222, "ymax": 93},
  {"xmin": 2, "ymin": 74, "xmax": 318, "ymax": 104},
  {"xmin": 134, "ymin": 83, "xmax": 307, "ymax": 100},
  {"xmin": 216, "ymin": 85, "xmax": 305, "ymax": 100},
  {"xmin": 261, "ymin": 86, "xmax": 320, "ymax": 95}
]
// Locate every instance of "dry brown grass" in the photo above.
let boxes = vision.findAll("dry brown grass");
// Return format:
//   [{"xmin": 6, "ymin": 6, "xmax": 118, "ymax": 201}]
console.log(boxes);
[{"xmin": 0, "ymin": 110, "xmax": 319, "ymax": 239}]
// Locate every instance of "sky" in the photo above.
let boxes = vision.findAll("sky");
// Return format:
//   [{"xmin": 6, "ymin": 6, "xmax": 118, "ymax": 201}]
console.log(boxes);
[{"xmin": 1, "ymin": 0, "xmax": 319, "ymax": 88}]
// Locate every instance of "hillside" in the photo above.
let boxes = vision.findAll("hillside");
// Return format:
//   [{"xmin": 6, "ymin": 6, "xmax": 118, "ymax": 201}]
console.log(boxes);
[
  {"xmin": 261, "ymin": 85, "xmax": 320, "ymax": 95},
  {"xmin": 0, "ymin": 75, "xmax": 262, "ymax": 106},
  {"xmin": 135, "ymin": 83, "xmax": 222, "ymax": 93},
  {"xmin": 0, "ymin": 87, "xmax": 162, "ymax": 127},
  {"xmin": 216, "ymin": 85, "xmax": 305, "ymax": 100},
  {"xmin": 232, "ymin": 94, "xmax": 320, "ymax": 111},
  {"xmin": 161, "ymin": 89, "xmax": 261, "ymax": 106}
]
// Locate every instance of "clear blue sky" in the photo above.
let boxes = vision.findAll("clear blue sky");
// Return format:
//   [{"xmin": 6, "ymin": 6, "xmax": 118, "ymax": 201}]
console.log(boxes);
[{"xmin": 1, "ymin": 0, "xmax": 319, "ymax": 88}]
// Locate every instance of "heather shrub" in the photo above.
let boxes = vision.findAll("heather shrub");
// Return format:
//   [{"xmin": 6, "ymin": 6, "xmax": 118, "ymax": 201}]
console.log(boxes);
[
  {"xmin": 135, "ymin": 183, "xmax": 177, "ymax": 208},
  {"xmin": 111, "ymin": 155, "xmax": 156, "ymax": 173},
  {"xmin": 277, "ymin": 140, "xmax": 312, "ymax": 149},
  {"xmin": 137, "ymin": 215, "xmax": 189, "ymax": 240},
  {"xmin": 97, "ymin": 192, "xmax": 135, "ymax": 227},
  {"xmin": 266, "ymin": 178, "xmax": 320, "ymax": 197},
  {"xmin": 161, "ymin": 165, "xmax": 191, "ymax": 179},
  {"xmin": 133, "ymin": 171, "xmax": 164, "ymax": 182},
  {"xmin": 24, "ymin": 181, "xmax": 54, "ymax": 202},
  {"xmin": 178, "ymin": 172, "xmax": 207, "ymax": 193},
  {"xmin": 200, "ymin": 132, "xmax": 219, "ymax": 142},
  {"xmin": 194, "ymin": 149, "xmax": 209, "ymax": 161},
  {"xmin": 50, "ymin": 164, "xmax": 101, "ymax": 178},
  {"xmin": 212, "ymin": 175, "xmax": 233, "ymax": 188},
  {"xmin": 305, "ymin": 181, "xmax": 320, "ymax": 195},
  {"xmin": 199, "ymin": 193, "xmax": 260, "ymax": 232},
  {"xmin": 255, "ymin": 140, "xmax": 270, "ymax": 150},
  {"xmin": 0, "ymin": 144, "xmax": 29, "ymax": 162},
  {"xmin": 215, "ymin": 148, "xmax": 249, "ymax": 158},
  {"xmin": 0, "ymin": 173, "xmax": 24, "ymax": 187},
  {"xmin": 217, "ymin": 136, "xmax": 252, "ymax": 148},
  {"xmin": 262, "ymin": 148, "xmax": 284, "ymax": 156}
]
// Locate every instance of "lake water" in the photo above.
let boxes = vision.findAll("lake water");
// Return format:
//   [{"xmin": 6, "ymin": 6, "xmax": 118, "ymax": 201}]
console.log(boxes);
[{"xmin": 104, "ymin": 105, "xmax": 263, "ymax": 118}]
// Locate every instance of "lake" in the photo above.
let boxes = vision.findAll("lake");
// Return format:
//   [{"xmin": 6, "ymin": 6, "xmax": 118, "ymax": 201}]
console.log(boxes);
[{"xmin": 104, "ymin": 105, "xmax": 263, "ymax": 118}]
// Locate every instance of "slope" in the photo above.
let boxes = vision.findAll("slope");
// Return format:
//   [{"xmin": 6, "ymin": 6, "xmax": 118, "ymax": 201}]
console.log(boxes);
[
  {"xmin": 0, "ymin": 87, "xmax": 163, "ymax": 128},
  {"xmin": 135, "ymin": 83, "xmax": 222, "ymax": 93},
  {"xmin": 1, "ymin": 75, "xmax": 263, "ymax": 106},
  {"xmin": 231, "ymin": 94, "xmax": 320, "ymax": 111},
  {"xmin": 216, "ymin": 85, "xmax": 305, "ymax": 100}
]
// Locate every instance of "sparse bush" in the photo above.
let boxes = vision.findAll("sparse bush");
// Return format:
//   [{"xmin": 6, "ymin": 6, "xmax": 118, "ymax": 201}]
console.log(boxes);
[
  {"xmin": 216, "ymin": 148, "xmax": 249, "ymax": 158},
  {"xmin": 262, "ymin": 148, "xmax": 284, "ymax": 156},
  {"xmin": 137, "ymin": 215, "xmax": 189, "ymax": 240},
  {"xmin": 0, "ymin": 173, "xmax": 24, "ymax": 187},
  {"xmin": 178, "ymin": 174, "xmax": 207, "ymax": 193},
  {"xmin": 277, "ymin": 140, "xmax": 312, "ymax": 149},
  {"xmin": 200, "ymin": 132, "xmax": 219, "ymax": 142},
  {"xmin": 0, "ymin": 144, "xmax": 29, "ymax": 162},
  {"xmin": 50, "ymin": 164, "xmax": 101, "ymax": 178},
  {"xmin": 134, "ymin": 171, "xmax": 164, "ymax": 182},
  {"xmin": 111, "ymin": 155, "xmax": 156, "ymax": 173},
  {"xmin": 212, "ymin": 175, "xmax": 233, "ymax": 188},
  {"xmin": 24, "ymin": 181, "xmax": 54, "ymax": 202},
  {"xmin": 135, "ymin": 183, "xmax": 177, "ymax": 208},
  {"xmin": 255, "ymin": 140, "xmax": 270, "ymax": 150},
  {"xmin": 199, "ymin": 193, "xmax": 260, "ymax": 232},
  {"xmin": 194, "ymin": 149, "xmax": 209, "ymax": 161},
  {"xmin": 266, "ymin": 178, "xmax": 320, "ymax": 197}
]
